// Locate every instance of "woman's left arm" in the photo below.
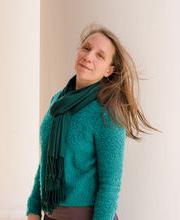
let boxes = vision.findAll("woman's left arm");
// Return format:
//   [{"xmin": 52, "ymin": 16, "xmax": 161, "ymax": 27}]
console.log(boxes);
[{"xmin": 93, "ymin": 111, "xmax": 126, "ymax": 220}]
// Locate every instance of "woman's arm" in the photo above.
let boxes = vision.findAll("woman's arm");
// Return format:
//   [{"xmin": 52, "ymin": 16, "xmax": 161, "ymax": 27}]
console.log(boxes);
[
  {"xmin": 26, "ymin": 164, "xmax": 42, "ymax": 218},
  {"xmin": 26, "ymin": 91, "xmax": 62, "ymax": 218},
  {"xmin": 93, "ymin": 110, "xmax": 126, "ymax": 220}
]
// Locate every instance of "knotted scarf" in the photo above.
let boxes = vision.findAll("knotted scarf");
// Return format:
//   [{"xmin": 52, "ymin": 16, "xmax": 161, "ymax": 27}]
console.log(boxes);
[{"xmin": 41, "ymin": 74, "xmax": 101, "ymax": 214}]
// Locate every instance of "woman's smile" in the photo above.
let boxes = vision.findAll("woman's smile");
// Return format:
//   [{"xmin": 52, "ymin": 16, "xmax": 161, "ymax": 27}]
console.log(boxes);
[{"xmin": 79, "ymin": 63, "xmax": 92, "ymax": 70}]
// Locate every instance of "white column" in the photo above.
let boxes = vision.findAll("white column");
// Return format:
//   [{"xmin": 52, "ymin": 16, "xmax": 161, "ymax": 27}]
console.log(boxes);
[{"xmin": 0, "ymin": 0, "xmax": 40, "ymax": 219}]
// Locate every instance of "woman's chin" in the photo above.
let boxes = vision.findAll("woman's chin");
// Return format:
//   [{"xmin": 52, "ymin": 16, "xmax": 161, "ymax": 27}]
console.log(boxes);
[{"xmin": 76, "ymin": 70, "xmax": 89, "ymax": 79}]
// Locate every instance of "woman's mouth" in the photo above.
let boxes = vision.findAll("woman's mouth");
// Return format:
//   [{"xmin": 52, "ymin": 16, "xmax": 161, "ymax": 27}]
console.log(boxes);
[{"xmin": 79, "ymin": 63, "xmax": 91, "ymax": 70}]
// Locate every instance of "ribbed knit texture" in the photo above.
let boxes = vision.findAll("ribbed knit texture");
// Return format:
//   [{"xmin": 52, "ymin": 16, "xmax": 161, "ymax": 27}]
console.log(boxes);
[{"xmin": 26, "ymin": 89, "xmax": 126, "ymax": 220}]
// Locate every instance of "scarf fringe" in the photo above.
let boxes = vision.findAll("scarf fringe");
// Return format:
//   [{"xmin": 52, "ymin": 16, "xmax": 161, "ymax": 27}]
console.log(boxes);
[{"xmin": 42, "ymin": 156, "xmax": 65, "ymax": 213}]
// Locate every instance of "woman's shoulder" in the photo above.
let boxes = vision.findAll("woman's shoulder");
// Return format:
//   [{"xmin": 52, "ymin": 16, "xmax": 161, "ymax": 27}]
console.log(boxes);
[
  {"xmin": 50, "ymin": 89, "xmax": 62, "ymax": 104},
  {"xmin": 93, "ymin": 100, "xmax": 126, "ymax": 132}
]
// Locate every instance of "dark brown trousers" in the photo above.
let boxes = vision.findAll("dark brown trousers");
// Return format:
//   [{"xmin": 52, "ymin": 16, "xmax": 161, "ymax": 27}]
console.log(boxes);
[{"xmin": 43, "ymin": 208, "xmax": 119, "ymax": 220}]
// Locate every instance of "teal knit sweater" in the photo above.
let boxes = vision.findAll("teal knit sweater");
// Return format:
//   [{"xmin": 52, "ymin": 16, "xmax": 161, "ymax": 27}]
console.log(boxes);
[{"xmin": 26, "ymin": 89, "xmax": 126, "ymax": 220}]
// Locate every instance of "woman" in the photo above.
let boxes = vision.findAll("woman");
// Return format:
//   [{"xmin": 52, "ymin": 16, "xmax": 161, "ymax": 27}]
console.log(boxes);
[{"xmin": 26, "ymin": 23, "xmax": 161, "ymax": 220}]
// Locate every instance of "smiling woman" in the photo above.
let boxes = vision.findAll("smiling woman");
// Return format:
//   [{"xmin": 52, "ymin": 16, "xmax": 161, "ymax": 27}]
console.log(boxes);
[
  {"xmin": 26, "ymin": 22, "xmax": 161, "ymax": 220},
  {"xmin": 74, "ymin": 32, "xmax": 115, "ymax": 90}
]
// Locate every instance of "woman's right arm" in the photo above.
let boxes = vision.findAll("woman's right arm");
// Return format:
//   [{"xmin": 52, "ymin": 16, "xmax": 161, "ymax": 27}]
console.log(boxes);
[
  {"xmin": 26, "ymin": 91, "xmax": 62, "ymax": 219},
  {"xmin": 26, "ymin": 163, "xmax": 42, "ymax": 218}
]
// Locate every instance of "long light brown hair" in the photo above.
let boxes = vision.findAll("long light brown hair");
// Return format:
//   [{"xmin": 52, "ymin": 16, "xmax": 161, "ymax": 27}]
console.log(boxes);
[{"xmin": 78, "ymin": 23, "xmax": 162, "ymax": 141}]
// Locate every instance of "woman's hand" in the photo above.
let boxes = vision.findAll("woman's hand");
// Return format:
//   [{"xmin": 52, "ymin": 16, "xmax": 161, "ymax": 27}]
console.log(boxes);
[{"xmin": 27, "ymin": 214, "xmax": 41, "ymax": 220}]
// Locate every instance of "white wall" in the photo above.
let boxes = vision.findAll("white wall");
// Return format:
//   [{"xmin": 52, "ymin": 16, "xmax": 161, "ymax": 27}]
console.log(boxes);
[
  {"xmin": 42, "ymin": 0, "xmax": 180, "ymax": 220},
  {"xmin": 40, "ymin": 0, "xmax": 66, "ymax": 118},
  {"xmin": 0, "ymin": 0, "xmax": 40, "ymax": 219}
]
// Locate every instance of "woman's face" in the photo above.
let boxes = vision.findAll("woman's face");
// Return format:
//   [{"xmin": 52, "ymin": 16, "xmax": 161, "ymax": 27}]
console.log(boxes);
[{"xmin": 74, "ymin": 32, "xmax": 115, "ymax": 89}]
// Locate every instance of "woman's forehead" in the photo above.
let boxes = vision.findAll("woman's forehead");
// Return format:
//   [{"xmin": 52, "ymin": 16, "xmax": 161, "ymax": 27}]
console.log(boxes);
[{"xmin": 82, "ymin": 33, "xmax": 115, "ymax": 55}]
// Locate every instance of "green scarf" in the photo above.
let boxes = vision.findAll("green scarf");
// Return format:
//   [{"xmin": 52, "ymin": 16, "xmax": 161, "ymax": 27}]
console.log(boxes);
[{"xmin": 42, "ymin": 74, "xmax": 101, "ymax": 214}]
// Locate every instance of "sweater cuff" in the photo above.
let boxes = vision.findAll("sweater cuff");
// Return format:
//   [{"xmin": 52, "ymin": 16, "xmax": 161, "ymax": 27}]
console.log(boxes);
[{"xmin": 26, "ymin": 197, "xmax": 42, "ymax": 217}]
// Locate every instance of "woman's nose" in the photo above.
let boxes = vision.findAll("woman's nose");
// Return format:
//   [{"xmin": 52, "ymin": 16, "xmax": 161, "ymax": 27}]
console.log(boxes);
[{"xmin": 83, "ymin": 51, "xmax": 93, "ymax": 63}]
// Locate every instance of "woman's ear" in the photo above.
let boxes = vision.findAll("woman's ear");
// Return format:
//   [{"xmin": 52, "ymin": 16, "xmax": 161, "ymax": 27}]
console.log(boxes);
[{"xmin": 105, "ymin": 65, "xmax": 115, "ymax": 77}]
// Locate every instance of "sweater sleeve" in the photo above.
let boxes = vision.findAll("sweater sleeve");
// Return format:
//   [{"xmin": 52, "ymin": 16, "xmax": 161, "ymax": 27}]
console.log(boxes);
[
  {"xmin": 26, "ymin": 163, "xmax": 42, "ymax": 217},
  {"xmin": 26, "ymin": 93, "xmax": 59, "ymax": 217},
  {"xmin": 93, "ymin": 110, "xmax": 126, "ymax": 220}
]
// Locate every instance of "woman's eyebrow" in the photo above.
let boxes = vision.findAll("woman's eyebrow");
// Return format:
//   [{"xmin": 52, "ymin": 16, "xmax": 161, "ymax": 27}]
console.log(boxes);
[{"xmin": 83, "ymin": 41, "xmax": 106, "ymax": 55}]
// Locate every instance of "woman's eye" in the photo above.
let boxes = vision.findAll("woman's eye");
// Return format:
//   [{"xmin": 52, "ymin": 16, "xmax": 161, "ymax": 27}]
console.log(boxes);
[
  {"xmin": 97, "ymin": 53, "xmax": 104, "ymax": 59},
  {"xmin": 81, "ymin": 46, "xmax": 104, "ymax": 59},
  {"xmin": 82, "ymin": 46, "xmax": 90, "ymax": 51}
]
